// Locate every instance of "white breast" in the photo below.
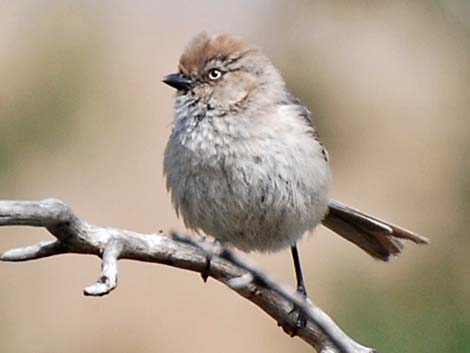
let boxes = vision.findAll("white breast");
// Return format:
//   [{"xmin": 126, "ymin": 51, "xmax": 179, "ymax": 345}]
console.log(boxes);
[{"xmin": 164, "ymin": 103, "xmax": 331, "ymax": 252}]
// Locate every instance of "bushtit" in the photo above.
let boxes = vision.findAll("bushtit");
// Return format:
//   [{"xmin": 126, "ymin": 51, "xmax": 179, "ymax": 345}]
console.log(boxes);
[{"xmin": 162, "ymin": 33, "xmax": 429, "ymax": 311}]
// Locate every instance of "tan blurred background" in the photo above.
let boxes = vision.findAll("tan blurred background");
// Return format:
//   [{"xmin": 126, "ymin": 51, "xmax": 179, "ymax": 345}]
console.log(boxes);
[{"xmin": 0, "ymin": 1, "xmax": 468, "ymax": 352}]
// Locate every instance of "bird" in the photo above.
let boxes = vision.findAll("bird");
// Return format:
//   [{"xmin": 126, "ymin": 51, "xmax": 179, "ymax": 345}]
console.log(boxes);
[{"xmin": 162, "ymin": 32, "xmax": 429, "ymax": 324}]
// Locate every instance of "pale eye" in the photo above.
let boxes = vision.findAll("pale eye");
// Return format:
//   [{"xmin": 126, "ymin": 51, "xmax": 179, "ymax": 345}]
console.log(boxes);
[{"xmin": 208, "ymin": 68, "xmax": 222, "ymax": 80}]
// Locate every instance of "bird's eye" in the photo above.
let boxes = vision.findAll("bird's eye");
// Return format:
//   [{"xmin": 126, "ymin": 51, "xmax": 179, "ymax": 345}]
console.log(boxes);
[{"xmin": 208, "ymin": 68, "xmax": 222, "ymax": 80}]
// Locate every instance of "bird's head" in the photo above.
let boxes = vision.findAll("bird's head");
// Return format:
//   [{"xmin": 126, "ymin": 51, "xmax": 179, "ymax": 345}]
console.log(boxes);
[{"xmin": 163, "ymin": 33, "xmax": 285, "ymax": 114}]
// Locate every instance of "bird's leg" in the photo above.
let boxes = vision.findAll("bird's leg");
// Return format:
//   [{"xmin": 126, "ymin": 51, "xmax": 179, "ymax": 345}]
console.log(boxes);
[
  {"xmin": 200, "ymin": 237, "xmax": 222, "ymax": 282},
  {"xmin": 290, "ymin": 243, "xmax": 308, "ymax": 330},
  {"xmin": 291, "ymin": 244, "xmax": 307, "ymax": 297},
  {"xmin": 200, "ymin": 252, "xmax": 211, "ymax": 283}
]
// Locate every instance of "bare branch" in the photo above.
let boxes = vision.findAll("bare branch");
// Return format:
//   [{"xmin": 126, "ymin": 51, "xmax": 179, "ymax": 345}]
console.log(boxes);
[
  {"xmin": 173, "ymin": 234, "xmax": 375, "ymax": 353},
  {"xmin": 0, "ymin": 239, "xmax": 65, "ymax": 261},
  {"xmin": 0, "ymin": 198, "xmax": 377, "ymax": 353},
  {"xmin": 84, "ymin": 239, "xmax": 124, "ymax": 296}
]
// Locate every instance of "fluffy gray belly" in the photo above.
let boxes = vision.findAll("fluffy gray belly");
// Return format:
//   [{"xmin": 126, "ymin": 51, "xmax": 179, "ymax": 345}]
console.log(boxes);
[{"xmin": 165, "ymin": 144, "xmax": 330, "ymax": 252}]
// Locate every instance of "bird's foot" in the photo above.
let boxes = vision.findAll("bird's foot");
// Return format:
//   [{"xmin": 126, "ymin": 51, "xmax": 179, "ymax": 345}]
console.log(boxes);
[
  {"xmin": 285, "ymin": 286, "xmax": 308, "ymax": 336},
  {"xmin": 200, "ymin": 253, "xmax": 212, "ymax": 283},
  {"xmin": 289, "ymin": 305, "xmax": 307, "ymax": 332}
]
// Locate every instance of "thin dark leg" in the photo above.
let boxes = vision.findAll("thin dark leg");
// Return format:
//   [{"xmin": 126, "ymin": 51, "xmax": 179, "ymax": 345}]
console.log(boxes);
[
  {"xmin": 290, "ymin": 243, "xmax": 308, "ymax": 330},
  {"xmin": 200, "ymin": 254, "xmax": 211, "ymax": 283},
  {"xmin": 291, "ymin": 244, "xmax": 307, "ymax": 297},
  {"xmin": 201, "ymin": 237, "xmax": 222, "ymax": 282}
]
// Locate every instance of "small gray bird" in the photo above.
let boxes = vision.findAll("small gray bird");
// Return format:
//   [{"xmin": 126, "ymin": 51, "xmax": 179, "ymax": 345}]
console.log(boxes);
[{"xmin": 163, "ymin": 33, "xmax": 428, "ymax": 304}]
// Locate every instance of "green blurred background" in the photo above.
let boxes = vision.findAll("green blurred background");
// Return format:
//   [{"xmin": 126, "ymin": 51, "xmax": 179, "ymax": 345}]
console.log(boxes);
[{"xmin": 0, "ymin": 1, "xmax": 468, "ymax": 352}]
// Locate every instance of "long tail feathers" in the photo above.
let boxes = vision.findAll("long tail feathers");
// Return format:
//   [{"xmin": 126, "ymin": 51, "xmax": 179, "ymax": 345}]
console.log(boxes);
[{"xmin": 322, "ymin": 200, "xmax": 429, "ymax": 261}]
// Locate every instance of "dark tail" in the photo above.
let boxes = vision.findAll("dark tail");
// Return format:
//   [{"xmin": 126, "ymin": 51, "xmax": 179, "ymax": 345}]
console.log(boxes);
[{"xmin": 322, "ymin": 200, "xmax": 429, "ymax": 261}]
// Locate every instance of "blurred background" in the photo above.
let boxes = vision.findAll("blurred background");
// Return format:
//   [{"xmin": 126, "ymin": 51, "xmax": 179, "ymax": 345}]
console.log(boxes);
[{"xmin": 0, "ymin": 1, "xmax": 468, "ymax": 352}]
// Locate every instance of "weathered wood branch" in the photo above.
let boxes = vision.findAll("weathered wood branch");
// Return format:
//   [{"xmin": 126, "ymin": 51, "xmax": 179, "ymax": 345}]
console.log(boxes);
[{"xmin": 0, "ymin": 198, "xmax": 377, "ymax": 353}]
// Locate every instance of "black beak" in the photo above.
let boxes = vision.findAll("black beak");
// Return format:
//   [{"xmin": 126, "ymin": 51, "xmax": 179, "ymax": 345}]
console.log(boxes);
[{"xmin": 162, "ymin": 73, "xmax": 194, "ymax": 91}]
